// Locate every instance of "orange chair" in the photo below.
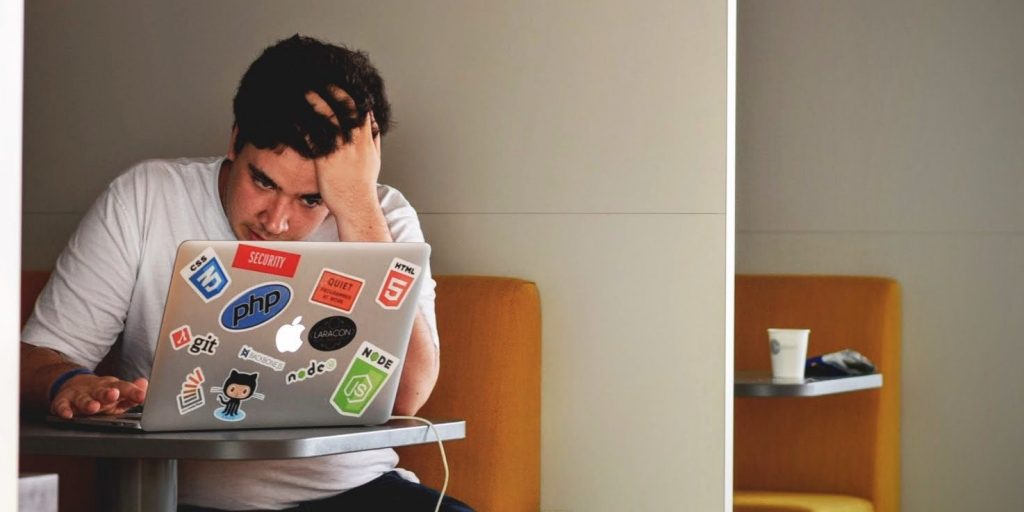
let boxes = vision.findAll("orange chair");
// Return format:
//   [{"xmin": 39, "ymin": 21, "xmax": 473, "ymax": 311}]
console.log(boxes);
[
  {"xmin": 21, "ymin": 272, "xmax": 542, "ymax": 512},
  {"xmin": 734, "ymin": 275, "xmax": 901, "ymax": 512}
]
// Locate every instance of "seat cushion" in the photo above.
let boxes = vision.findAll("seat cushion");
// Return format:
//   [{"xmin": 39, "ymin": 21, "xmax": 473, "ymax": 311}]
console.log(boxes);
[{"xmin": 734, "ymin": 491, "xmax": 874, "ymax": 512}]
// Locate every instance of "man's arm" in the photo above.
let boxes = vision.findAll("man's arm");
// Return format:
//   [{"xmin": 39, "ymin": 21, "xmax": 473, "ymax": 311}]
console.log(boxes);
[{"xmin": 21, "ymin": 342, "xmax": 147, "ymax": 418}]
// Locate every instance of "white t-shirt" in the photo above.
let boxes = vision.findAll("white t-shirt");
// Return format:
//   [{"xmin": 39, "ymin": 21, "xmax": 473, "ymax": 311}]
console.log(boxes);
[{"xmin": 22, "ymin": 156, "xmax": 437, "ymax": 510}]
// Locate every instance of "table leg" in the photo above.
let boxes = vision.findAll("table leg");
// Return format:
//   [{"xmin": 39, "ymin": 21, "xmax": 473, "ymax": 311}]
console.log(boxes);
[{"xmin": 97, "ymin": 458, "xmax": 177, "ymax": 512}]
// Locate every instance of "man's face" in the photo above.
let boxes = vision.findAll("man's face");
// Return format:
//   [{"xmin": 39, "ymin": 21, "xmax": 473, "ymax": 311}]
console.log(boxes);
[{"xmin": 220, "ymin": 133, "xmax": 330, "ymax": 242}]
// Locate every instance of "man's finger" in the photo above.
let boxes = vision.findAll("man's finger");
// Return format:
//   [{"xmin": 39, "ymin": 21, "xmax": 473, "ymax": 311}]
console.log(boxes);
[
  {"xmin": 52, "ymin": 399, "xmax": 73, "ymax": 419},
  {"xmin": 92, "ymin": 386, "xmax": 120, "ymax": 404}
]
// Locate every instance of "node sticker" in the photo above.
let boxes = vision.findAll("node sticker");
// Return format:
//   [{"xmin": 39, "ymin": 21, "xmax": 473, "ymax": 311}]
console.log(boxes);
[
  {"xmin": 176, "ymin": 367, "xmax": 206, "ymax": 415},
  {"xmin": 330, "ymin": 341, "xmax": 400, "ymax": 417},
  {"xmin": 231, "ymin": 244, "xmax": 301, "ymax": 278},
  {"xmin": 375, "ymin": 258, "xmax": 421, "ymax": 310},
  {"xmin": 309, "ymin": 268, "xmax": 364, "ymax": 313},
  {"xmin": 211, "ymin": 369, "xmax": 264, "ymax": 422},
  {"xmin": 286, "ymin": 358, "xmax": 337, "ymax": 385},
  {"xmin": 238, "ymin": 344, "xmax": 286, "ymax": 372},
  {"xmin": 308, "ymin": 316, "xmax": 357, "ymax": 352},
  {"xmin": 169, "ymin": 325, "xmax": 193, "ymax": 351},
  {"xmin": 180, "ymin": 247, "xmax": 231, "ymax": 303}
]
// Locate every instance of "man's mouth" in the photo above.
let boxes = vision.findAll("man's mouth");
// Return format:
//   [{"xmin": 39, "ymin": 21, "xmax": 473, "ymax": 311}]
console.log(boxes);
[{"xmin": 246, "ymin": 227, "xmax": 266, "ymax": 241}]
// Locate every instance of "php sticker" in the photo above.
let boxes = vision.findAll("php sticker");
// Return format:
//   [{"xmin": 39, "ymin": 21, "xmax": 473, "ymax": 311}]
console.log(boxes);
[
  {"xmin": 238, "ymin": 344, "xmax": 286, "ymax": 372},
  {"xmin": 176, "ymin": 367, "xmax": 206, "ymax": 415},
  {"xmin": 375, "ymin": 258, "xmax": 421, "ymax": 310},
  {"xmin": 330, "ymin": 341, "xmax": 399, "ymax": 417},
  {"xmin": 180, "ymin": 247, "xmax": 231, "ymax": 303},
  {"xmin": 211, "ymin": 369, "xmax": 265, "ymax": 422},
  {"xmin": 309, "ymin": 268, "xmax": 364, "ymax": 313},
  {"xmin": 308, "ymin": 316, "xmax": 357, "ymax": 352},
  {"xmin": 286, "ymin": 358, "xmax": 337, "ymax": 385},
  {"xmin": 169, "ymin": 325, "xmax": 193, "ymax": 351},
  {"xmin": 219, "ymin": 282, "xmax": 292, "ymax": 332},
  {"xmin": 232, "ymin": 244, "xmax": 301, "ymax": 278}
]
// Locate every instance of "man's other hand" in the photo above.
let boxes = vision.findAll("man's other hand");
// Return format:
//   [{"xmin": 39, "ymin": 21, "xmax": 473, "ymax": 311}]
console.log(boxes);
[{"xmin": 50, "ymin": 375, "xmax": 148, "ymax": 419}]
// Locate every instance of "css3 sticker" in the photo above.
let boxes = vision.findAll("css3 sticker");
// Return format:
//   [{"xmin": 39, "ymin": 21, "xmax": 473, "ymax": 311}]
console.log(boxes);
[
  {"xmin": 219, "ymin": 283, "xmax": 292, "ymax": 332},
  {"xmin": 330, "ymin": 341, "xmax": 399, "ymax": 417},
  {"xmin": 180, "ymin": 247, "xmax": 231, "ymax": 303},
  {"xmin": 375, "ymin": 258, "xmax": 421, "ymax": 310}
]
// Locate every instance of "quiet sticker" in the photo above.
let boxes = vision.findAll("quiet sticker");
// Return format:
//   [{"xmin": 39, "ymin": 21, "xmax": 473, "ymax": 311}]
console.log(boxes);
[
  {"xmin": 309, "ymin": 269, "xmax": 364, "ymax": 313},
  {"xmin": 169, "ymin": 325, "xmax": 193, "ymax": 351},
  {"xmin": 180, "ymin": 247, "xmax": 231, "ymax": 303},
  {"xmin": 231, "ymin": 244, "xmax": 301, "ymax": 278},
  {"xmin": 375, "ymin": 258, "xmax": 421, "ymax": 310},
  {"xmin": 176, "ymin": 367, "xmax": 206, "ymax": 415},
  {"xmin": 329, "ymin": 341, "xmax": 399, "ymax": 417}
]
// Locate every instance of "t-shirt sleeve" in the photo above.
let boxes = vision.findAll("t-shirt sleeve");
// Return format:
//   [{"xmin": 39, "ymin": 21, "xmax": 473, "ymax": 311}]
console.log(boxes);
[
  {"xmin": 21, "ymin": 176, "xmax": 142, "ymax": 369},
  {"xmin": 378, "ymin": 186, "xmax": 440, "ymax": 349}
]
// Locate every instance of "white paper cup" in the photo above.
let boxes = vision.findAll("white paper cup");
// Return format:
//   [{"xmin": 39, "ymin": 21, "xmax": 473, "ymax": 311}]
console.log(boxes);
[{"xmin": 767, "ymin": 328, "xmax": 810, "ymax": 380}]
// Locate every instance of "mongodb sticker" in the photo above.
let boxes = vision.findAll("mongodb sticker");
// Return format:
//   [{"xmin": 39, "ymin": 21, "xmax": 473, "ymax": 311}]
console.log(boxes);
[{"xmin": 329, "ymin": 341, "xmax": 399, "ymax": 417}]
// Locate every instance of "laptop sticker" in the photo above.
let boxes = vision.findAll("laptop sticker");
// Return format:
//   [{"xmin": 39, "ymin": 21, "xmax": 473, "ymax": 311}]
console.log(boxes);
[
  {"xmin": 188, "ymin": 333, "xmax": 219, "ymax": 356},
  {"xmin": 231, "ymin": 244, "xmax": 301, "ymax": 278},
  {"xmin": 238, "ymin": 344, "xmax": 286, "ymax": 372},
  {"xmin": 170, "ymin": 325, "xmax": 193, "ymax": 351},
  {"xmin": 219, "ymin": 282, "xmax": 292, "ymax": 332},
  {"xmin": 308, "ymin": 316, "xmax": 357, "ymax": 352},
  {"xmin": 309, "ymin": 268, "xmax": 364, "ymax": 313},
  {"xmin": 211, "ymin": 369, "xmax": 265, "ymax": 422},
  {"xmin": 329, "ymin": 341, "xmax": 400, "ymax": 417},
  {"xmin": 375, "ymin": 258, "xmax": 421, "ymax": 310},
  {"xmin": 286, "ymin": 358, "xmax": 337, "ymax": 385},
  {"xmin": 275, "ymin": 316, "xmax": 306, "ymax": 353},
  {"xmin": 176, "ymin": 367, "xmax": 206, "ymax": 415},
  {"xmin": 180, "ymin": 247, "xmax": 231, "ymax": 303}
]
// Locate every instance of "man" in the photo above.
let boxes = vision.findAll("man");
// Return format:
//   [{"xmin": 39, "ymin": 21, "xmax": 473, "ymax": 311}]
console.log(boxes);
[{"xmin": 20, "ymin": 35, "xmax": 472, "ymax": 511}]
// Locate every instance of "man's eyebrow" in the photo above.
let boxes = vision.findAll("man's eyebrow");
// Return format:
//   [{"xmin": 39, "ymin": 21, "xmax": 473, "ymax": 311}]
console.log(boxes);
[
  {"xmin": 301, "ymin": 193, "xmax": 322, "ymax": 203},
  {"xmin": 248, "ymin": 164, "xmax": 278, "ymax": 189}
]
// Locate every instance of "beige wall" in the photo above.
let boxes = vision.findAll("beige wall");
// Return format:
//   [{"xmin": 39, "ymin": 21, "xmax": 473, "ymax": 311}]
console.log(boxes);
[
  {"xmin": 5, "ymin": 1, "xmax": 23, "ymax": 510},
  {"xmin": 739, "ymin": 1, "xmax": 1024, "ymax": 510},
  {"xmin": 24, "ymin": 1, "xmax": 731, "ymax": 510}
]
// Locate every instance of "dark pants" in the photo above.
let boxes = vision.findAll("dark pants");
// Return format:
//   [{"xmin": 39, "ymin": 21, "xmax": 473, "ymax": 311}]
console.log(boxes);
[{"xmin": 178, "ymin": 471, "xmax": 474, "ymax": 511}]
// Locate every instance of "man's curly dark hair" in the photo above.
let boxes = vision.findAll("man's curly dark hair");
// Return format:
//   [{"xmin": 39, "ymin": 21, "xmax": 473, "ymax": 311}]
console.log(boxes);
[{"xmin": 232, "ymin": 34, "xmax": 393, "ymax": 159}]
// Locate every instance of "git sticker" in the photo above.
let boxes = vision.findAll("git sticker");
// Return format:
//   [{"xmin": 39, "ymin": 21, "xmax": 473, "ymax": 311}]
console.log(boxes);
[
  {"xmin": 176, "ymin": 367, "xmax": 206, "ymax": 415},
  {"xmin": 180, "ymin": 247, "xmax": 231, "ymax": 303},
  {"xmin": 169, "ymin": 325, "xmax": 193, "ymax": 351},
  {"xmin": 309, "ymin": 268, "xmax": 365, "ymax": 313},
  {"xmin": 375, "ymin": 258, "xmax": 421, "ymax": 310},
  {"xmin": 330, "ymin": 341, "xmax": 399, "ymax": 417}
]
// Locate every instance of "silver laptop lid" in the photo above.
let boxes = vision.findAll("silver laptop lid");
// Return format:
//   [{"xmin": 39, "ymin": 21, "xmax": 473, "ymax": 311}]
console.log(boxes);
[{"xmin": 141, "ymin": 241, "xmax": 430, "ymax": 432}]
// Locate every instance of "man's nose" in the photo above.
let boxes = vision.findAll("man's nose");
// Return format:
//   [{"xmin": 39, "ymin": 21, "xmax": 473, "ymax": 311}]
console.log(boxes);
[{"xmin": 261, "ymin": 196, "xmax": 290, "ymax": 235}]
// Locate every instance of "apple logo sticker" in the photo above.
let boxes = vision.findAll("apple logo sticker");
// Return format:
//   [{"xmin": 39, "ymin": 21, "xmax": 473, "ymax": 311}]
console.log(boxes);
[{"xmin": 276, "ymin": 316, "xmax": 306, "ymax": 353}]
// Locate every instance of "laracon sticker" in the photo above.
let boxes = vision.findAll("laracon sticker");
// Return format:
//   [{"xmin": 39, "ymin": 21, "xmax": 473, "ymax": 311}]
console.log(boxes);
[
  {"xmin": 308, "ymin": 316, "xmax": 357, "ymax": 352},
  {"xmin": 309, "ymin": 269, "xmax": 364, "ymax": 313},
  {"xmin": 232, "ymin": 244, "xmax": 301, "ymax": 278},
  {"xmin": 219, "ymin": 282, "xmax": 292, "ymax": 332},
  {"xmin": 286, "ymin": 358, "xmax": 337, "ymax": 385},
  {"xmin": 187, "ymin": 333, "xmax": 219, "ymax": 356},
  {"xmin": 330, "ymin": 341, "xmax": 400, "ymax": 417},
  {"xmin": 238, "ymin": 344, "xmax": 286, "ymax": 372},
  {"xmin": 375, "ymin": 258, "xmax": 421, "ymax": 310},
  {"xmin": 180, "ymin": 247, "xmax": 231, "ymax": 303},
  {"xmin": 211, "ymin": 369, "xmax": 264, "ymax": 422},
  {"xmin": 169, "ymin": 325, "xmax": 193, "ymax": 351},
  {"xmin": 176, "ymin": 367, "xmax": 206, "ymax": 415}
]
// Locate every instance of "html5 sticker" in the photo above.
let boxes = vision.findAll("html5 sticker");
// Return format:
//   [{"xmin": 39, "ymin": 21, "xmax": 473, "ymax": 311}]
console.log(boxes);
[
  {"xmin": 375, "ymin": 258, "xmax": 421, "ymax": 310},
  {"xmin": 231, "ymin": 244, "xmax": 301, "ymax": 278},
  {"xmin": 309, "ymin": 268, "xmax": 365, "ymax": 314},
  {"xmin": 180, "ymin": 247, "xmax": 231, "ymax": 303},
  {"xmin": 169, "ymin": 325, "xmax": 193, "ymax": 351}
]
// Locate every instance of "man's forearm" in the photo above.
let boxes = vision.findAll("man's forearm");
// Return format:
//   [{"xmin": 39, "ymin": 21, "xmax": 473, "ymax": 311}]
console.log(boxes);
[
  {"xmin": 392, "ymin": 313, "xmax": 440, "ymax": 416},
  {"xmin": 20, "ymin": 342, "xmax": 86, "ymax": 411}
]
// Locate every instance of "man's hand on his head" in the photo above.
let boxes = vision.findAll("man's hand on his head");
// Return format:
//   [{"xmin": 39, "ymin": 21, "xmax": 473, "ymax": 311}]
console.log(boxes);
[{"xmin": 50, "ymin": 375, "xmax": 148, "ymax": 419}]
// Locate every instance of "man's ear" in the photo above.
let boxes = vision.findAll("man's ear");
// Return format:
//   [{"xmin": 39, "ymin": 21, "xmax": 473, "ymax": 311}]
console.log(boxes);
[{"xmin": 227, "ymin": 125, "xmax": 240, "ymax": 161}]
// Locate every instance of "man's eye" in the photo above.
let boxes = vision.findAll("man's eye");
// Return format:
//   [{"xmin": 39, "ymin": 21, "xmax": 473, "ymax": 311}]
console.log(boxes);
[
  {"xmin": 301, "ymin": 197, "xmax": 323, "ymax": 208},
  {"xmin": 252, "ymin": 176, "xmax": 274, "ymax": 190}
]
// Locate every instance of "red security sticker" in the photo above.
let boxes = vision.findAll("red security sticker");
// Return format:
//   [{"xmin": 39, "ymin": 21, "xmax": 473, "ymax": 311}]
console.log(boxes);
[
  {"xmin": 231, "ymin": 244, "xmax": 301, "ymax": 278},
  {"xmin": 170, "ymin": 325, "xmax": 193, "ymax": 351},
  {"xmin": 375, "ymin": 258, "xmax": 421, "ymax": 310},
  {"xmin": 309, "ymin": 269, "xmax": 365, "ymax": 313}
]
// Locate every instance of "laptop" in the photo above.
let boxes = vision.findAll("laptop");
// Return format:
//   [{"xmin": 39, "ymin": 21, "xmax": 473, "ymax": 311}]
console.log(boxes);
[{"xmin": 51, "ymin": 240, "xmax": 430, "ymax": 432}]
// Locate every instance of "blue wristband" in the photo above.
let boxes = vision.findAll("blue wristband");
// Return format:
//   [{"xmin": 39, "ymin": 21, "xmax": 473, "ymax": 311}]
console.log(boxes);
[{"xmin": 48, "ymin": 368, "xmax": 94, "ymax": 403}]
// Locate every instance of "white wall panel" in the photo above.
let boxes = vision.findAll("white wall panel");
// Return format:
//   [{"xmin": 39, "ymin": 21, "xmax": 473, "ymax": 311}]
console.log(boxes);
[{"xmin": 424, "ymin": 213, "xmax": 727, "ymax": 512}]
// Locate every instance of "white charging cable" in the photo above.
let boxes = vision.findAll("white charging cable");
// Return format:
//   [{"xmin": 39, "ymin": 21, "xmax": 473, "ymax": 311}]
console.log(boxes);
[{"xmin": 390, "ymin": 415, "xmax": 450, "ymax": 512}]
